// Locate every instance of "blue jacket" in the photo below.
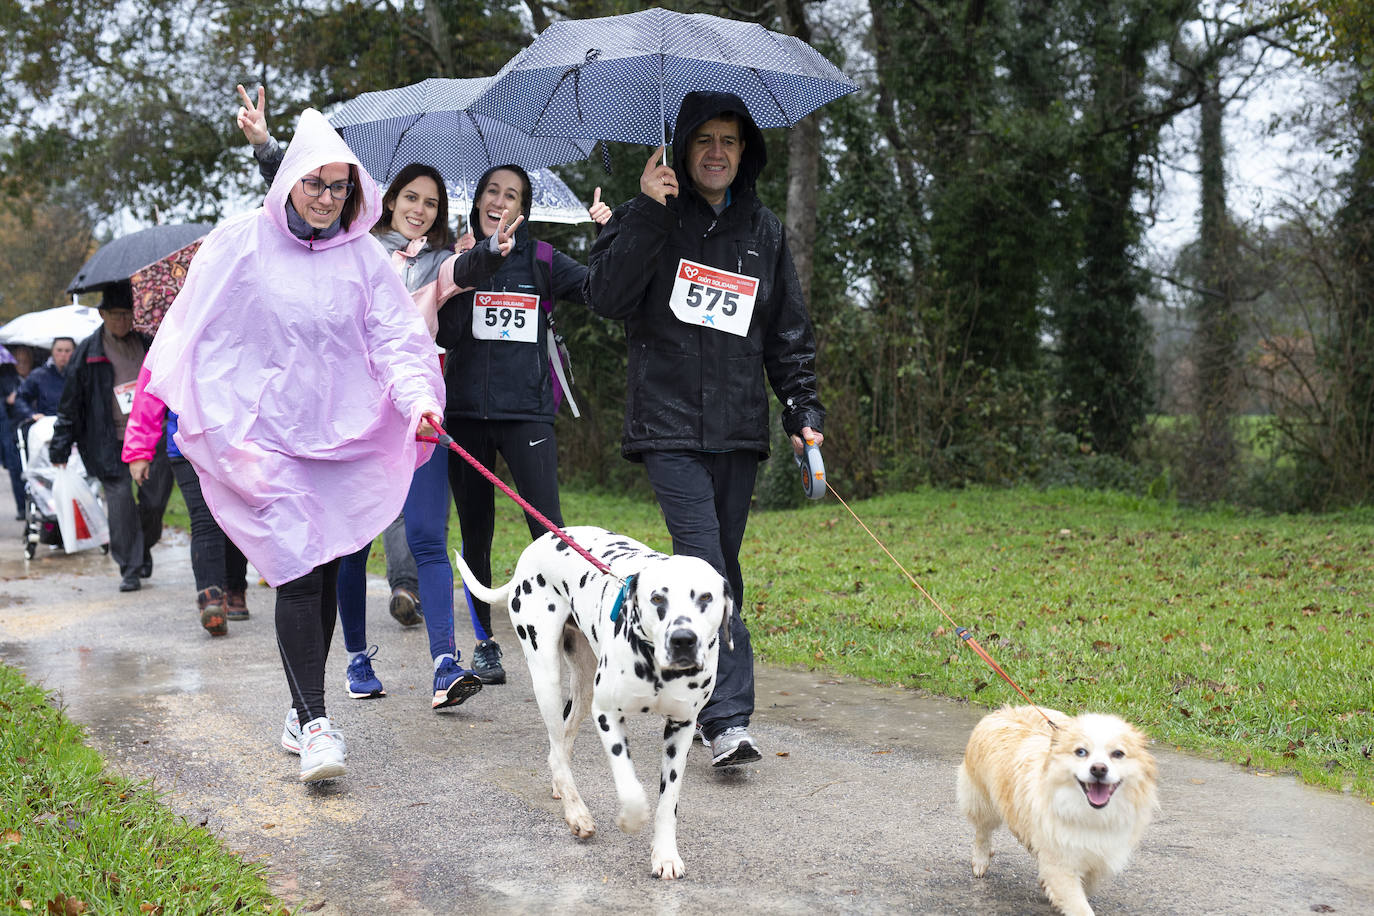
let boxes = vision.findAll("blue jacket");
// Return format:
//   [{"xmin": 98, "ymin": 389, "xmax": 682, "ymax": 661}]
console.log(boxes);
[{"xmin": 16, "ymin": 359, "xmax": 68, "ymax": 420}]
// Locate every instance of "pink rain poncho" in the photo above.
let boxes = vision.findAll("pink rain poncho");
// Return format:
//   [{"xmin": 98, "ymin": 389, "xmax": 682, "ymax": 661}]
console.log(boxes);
[{"xmin": 144, "ymin": 109, "xmax": 444, "ymax": 587}]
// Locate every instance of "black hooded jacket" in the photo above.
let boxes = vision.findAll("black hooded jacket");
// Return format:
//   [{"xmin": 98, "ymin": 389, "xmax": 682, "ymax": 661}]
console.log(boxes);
[
  {"xmin": 583, "ymin": 91, "xmax": 824, "ymax": 459},
  {"xmin": 50, "ymin": 326, "xmax": 154, "ymax": 479},
  {"xmin": 435, "ymin": 164, "xmax": 589, "ymax": 423}
]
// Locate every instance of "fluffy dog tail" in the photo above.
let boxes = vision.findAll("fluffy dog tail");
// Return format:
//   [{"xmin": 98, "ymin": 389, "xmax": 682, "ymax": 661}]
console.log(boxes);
[{"xmin": 451, "ymin": 549, "xmax": 514, "ymax": 608}]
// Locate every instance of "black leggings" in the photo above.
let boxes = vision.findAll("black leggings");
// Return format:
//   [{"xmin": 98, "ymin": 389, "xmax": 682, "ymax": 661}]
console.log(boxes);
[
  {"xmin": 447, "ymin": 418, "xmax": 562, "ymax": 639},
  {"xmin": 274, "ymin": 558, "xmax": 341, "ymax": 724},
  {"xmin": 171, "ymin": 457, "xmax": 247, "ymax": 594}
]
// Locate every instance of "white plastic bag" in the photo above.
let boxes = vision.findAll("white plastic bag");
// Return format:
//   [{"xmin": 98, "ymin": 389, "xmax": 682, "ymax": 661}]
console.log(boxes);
[{"xmin": 51, "ymin": 464, "xmax": 109, "ymax": 554}]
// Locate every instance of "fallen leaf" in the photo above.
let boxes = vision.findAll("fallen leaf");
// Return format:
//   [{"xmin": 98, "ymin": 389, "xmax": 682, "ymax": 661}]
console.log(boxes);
[
  {"xmin": 3, "ymin": 830, "xmax": 20, "ymax": 845},
  {"xmin": 302, "ymin": 903, "xmax": 327, "ymax": 914},
  {"xmin": 775, "ymin": 751, "xmax": 790, "ymax": 757},
  {"xmin": 19, "ymin": 901, "xmax": 33, "ymax": 912}
]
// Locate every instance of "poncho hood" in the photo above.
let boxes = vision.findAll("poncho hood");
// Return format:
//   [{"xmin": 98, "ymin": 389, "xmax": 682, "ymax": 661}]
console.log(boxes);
[
  {"xmin": 266, "ymin": 108, "xmax": 379, "ymax": 251},
  {"xmin": 143, "ymin": 108, "xmax": 443, "ymax": 587}
]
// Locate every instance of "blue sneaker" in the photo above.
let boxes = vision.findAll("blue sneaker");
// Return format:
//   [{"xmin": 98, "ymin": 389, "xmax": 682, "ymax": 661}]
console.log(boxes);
[
  {"xmin": 432, "ymin": 656, "xmax": 483, "ymax": 709},
  {"xmin": 344, "ymin": 646, "xmax": 385, "ymax": 699}
]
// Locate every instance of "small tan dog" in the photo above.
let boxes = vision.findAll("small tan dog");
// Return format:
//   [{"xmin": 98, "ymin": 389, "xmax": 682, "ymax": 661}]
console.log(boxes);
[{"xmin": 956, "ymin": 706, "xmax": 1158, "ymax": 916}]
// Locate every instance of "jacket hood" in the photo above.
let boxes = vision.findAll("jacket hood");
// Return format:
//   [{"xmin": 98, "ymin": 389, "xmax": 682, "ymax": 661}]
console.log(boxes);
[
  {"xmin": 468, "ymin": 163, "xmax": 533, "ymax": 243},
  {"xmin": 672, "ymin": 91, "xmax": 767, "ymax": 198},
  {"xmin": 265, "ymin": 108, "xmax": 380, "ymax": 251}
]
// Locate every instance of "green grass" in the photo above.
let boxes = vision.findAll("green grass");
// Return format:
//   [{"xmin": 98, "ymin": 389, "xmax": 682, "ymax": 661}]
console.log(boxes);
[
  {"xmin": 460, "ymin": 484, "xmax": 1374, "ymax": 797},
  {"xmin": 176, "ymin": 479, "xmax": 1374, "ymax": 798},
  {"xmin": 0, "ymin": 664, "xmax": 287, "ymax": 915}
]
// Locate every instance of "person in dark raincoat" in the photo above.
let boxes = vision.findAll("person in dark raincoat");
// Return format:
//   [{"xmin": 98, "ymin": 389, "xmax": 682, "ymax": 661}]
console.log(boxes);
[{"xmin": 584, "ymin": 90, "xmax": 825, "ymax": 768}]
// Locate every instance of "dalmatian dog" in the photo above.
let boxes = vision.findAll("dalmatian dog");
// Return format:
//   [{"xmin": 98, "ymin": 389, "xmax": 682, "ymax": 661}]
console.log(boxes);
[{"xmin": 453, "ymin": 526, "xmax": 732, "ymax": 879}]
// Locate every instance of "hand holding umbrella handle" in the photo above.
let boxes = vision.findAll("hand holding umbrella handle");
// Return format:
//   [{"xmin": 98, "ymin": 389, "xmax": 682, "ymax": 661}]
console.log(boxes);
[
  {"xmin": 640, "ymin": 147, "xmax": 678, "ymax": 207},
  {"xmin": 236, "ymin": 84, "xmax": 269, "ymax": 146}
]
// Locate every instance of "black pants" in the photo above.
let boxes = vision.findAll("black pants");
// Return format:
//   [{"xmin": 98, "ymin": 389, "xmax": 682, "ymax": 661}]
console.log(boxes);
[
  {"xmin": 171, "ymin": 457, "xmax": 247, "ymax": 594},
  {"xmin": 447, "ymin": 418, "xmax": 563, "ymax": 640},
  {"xmin": 641, "ymin": 449, "xmax": 758, "ymax": 740},
  {"xmin": 275, "ymin": 558, "xmax": 341, "ymax": 724},
  {"xmin": 102, "ymin": 442, "xmax": 173, "ymax": 581},
  {"xmin": 1, "ymin": 421, "xmax": 23, "ymax": 516}
]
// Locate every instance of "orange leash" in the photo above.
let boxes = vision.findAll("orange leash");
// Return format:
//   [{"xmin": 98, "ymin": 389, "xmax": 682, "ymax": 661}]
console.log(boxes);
[{"xmin": 823, "ymin": 481, "xmax": 1058, "ymax": 730}]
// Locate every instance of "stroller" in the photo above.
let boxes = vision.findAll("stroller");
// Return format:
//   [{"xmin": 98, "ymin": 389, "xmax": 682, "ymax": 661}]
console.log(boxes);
[{"xmin": 18, "ymin": 415, "xmax": 108, "ymax": 559}]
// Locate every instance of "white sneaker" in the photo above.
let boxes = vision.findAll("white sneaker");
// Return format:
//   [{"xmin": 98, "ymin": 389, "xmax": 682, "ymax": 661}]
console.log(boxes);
[
  {"xmin": 298, "ymin": 716, "xmax": 347, "ymax": 782},
  {"xmin": 709, "ymin": 725, "xmax": 762, "ymax": 768},
  {"xmin": 281, "ymin": 707, "xmax": 302, "ymax": 755}
]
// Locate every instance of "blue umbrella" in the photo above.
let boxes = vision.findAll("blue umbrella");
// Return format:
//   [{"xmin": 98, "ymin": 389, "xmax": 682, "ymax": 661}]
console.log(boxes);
[
  {"xmin": 328, "ymin": 77, "xmax": 597, "ymax": 202},
  {"xmin": 469, "ymin": 7, "xmax": 857, "ymax": 147}
]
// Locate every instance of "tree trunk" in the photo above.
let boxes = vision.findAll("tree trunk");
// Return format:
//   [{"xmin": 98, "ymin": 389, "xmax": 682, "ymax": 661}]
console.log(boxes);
[
  {"xmin": 1190, "ymin": 69, "xmax": 1239, "ymax": 500},
  {"xmin": 777, "ymin": 0, "xmax": 820, "ymax": 303},
  {"xmin": 423, "ymin": 0, "xmax": 454, "ymax": 77}
]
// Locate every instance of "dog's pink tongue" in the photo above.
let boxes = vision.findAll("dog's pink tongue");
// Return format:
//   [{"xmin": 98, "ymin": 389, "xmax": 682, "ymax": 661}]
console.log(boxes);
[{"xmin": 1086, "ymin": 781, "xmax": 1114, "ymax": 807}]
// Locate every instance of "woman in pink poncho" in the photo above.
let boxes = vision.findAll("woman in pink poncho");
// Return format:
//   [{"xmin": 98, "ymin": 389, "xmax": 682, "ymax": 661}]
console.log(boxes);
[{"xmin": 143, "ymin": 108, "xmax": 444, "ymax": 783}]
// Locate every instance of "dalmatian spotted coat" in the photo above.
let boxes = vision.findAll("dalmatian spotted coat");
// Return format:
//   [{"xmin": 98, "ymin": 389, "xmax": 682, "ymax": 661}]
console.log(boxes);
[{"xmin": 453, "ymin": 526, "xmax": 733, "ymax": 879}]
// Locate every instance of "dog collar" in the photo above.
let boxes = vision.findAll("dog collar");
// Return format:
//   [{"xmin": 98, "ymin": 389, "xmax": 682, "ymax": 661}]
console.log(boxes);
[{"xmin": 610, "ymin": 573, "xmax": 637, "ymax": 623}]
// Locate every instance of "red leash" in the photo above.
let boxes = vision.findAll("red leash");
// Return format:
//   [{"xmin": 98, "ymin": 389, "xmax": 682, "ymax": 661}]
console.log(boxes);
[{"xmin": 417, "ymin": 424, "xmax": 615, "ymax": 579}]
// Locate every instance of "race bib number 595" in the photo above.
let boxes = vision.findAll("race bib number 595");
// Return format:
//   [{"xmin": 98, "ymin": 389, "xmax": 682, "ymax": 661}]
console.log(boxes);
[
  {"xmin": 669, "ymin": 259, "xmax": 757, "ymax": 337},
  {"xmin": 472, "ymin": 291, "xmax": 539, "ymax": 343}
]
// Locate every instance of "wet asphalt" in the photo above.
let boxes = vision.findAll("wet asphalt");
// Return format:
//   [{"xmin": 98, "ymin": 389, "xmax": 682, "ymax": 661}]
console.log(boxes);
[{"xmin": 1, "ymin": 516, "xmax": 1372, "ymax": 915}]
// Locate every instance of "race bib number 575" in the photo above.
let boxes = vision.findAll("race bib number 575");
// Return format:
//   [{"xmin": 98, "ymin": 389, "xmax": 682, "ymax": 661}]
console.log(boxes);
[
  {"xmin": 472, "ymin": 291, "xmax": 539, "ymax": 343},
  {"xmin": 669, "ymin": 259, "xmax": 757, "ymax": 337}
]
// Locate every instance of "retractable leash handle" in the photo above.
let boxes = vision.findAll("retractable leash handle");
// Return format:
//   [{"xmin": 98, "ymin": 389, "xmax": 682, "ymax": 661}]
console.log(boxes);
[{"xmin": 794, "ymin": 438, "xmax": 826, "ymax": 500}]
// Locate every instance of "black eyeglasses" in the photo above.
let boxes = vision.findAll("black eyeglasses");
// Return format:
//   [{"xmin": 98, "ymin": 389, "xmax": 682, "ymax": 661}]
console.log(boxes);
[{"xmin": 299, "ymin": 177, "xmax": 355, "ymax": 199}]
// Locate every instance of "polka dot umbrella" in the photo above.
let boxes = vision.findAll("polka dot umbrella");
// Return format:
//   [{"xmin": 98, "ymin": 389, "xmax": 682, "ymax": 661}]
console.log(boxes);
[
  {"xmin": 469, "ymin": 7, "xmax": 857, "ymax": 149},
  {"xmin": 328, "ymin": 76, "xmax": 598, "ymax": 217}
]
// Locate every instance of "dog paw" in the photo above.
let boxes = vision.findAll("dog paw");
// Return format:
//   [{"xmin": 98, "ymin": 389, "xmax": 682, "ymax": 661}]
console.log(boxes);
[
  {"xmin": 652, "ymin": 848, "xmax": 685, "ymax": 880},
  {"xmin": 616, "ymin": 797, "xmax": 650, "ymax": 834},
  {"xmin": 971, "ymin": 851, "xmax": 991, "ymax": 878},
  {"xmin": 566, "ymin": 813, "xmax": 596, "ymax": 839}
]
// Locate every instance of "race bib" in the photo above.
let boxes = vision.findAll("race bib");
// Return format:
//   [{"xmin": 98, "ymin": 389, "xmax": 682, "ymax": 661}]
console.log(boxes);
[
  {"xmin": 472, "ymin": 291, "xmax": 539, "ymax": 343},
  {"xmin": 113, "ymin": 380, "xmax": 136, "ymax": 416},
  {"xmin": 668, "ymin": 259, "xmax": 758, "ymax": 337}
]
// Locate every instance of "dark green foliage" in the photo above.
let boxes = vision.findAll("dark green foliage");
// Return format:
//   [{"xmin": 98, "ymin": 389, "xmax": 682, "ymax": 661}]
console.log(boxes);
[{"xmin": 2, "ymin": 0, "xmax": 1370, "ymax": 509}]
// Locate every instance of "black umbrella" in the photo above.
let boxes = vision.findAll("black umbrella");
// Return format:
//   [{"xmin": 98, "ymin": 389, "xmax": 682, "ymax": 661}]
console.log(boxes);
[{"xmin": 67, "ymin": 223, "xmax": 213, "ymax": 294}]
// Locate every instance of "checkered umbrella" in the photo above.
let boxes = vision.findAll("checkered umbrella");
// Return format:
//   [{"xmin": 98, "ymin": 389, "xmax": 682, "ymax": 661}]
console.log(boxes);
[
  {"xmin": 469, "ymin": 7, "xmax": 857, "ymax": 147},
  {"xmin": 328, "ymin": 76, "xmax": 597, "ymax": 201}
]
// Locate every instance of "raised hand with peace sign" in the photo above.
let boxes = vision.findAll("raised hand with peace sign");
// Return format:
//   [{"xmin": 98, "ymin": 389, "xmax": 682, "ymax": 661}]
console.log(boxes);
[
  {"xmin": 494, "ymin": 208, "xmax": 524, "ymax": 257},
  {"xmin": 235, "ymin": 84, "xmax": 269, "ymax": 146}
]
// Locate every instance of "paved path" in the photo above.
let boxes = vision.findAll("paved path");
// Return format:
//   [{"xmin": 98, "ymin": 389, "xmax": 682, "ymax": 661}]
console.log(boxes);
[{"xmin": 2, "ymin": 521, "xmax": 1372, "ymax": 914}]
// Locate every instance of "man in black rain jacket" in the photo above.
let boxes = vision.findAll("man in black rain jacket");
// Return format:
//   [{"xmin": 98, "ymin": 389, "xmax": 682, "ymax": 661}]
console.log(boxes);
[{"xmin": 585, "ymin": 90, "xmax": 825, "ymax": 768}]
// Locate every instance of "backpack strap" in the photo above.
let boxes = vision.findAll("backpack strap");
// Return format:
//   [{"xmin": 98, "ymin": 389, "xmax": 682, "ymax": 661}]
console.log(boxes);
[{"xmin": 534, "ymin": 241, "xmax": 579, "ymax": 418}]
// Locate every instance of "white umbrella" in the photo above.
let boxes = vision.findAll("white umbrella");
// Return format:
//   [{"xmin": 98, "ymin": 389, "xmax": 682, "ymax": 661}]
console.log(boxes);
[
  {"xmin": 0, "ymin": 304, "xmax": 104, "ymax": 350},
  {"xmin": 443, "ymin": 167, "xmax": 592, "ymax": 230}
]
